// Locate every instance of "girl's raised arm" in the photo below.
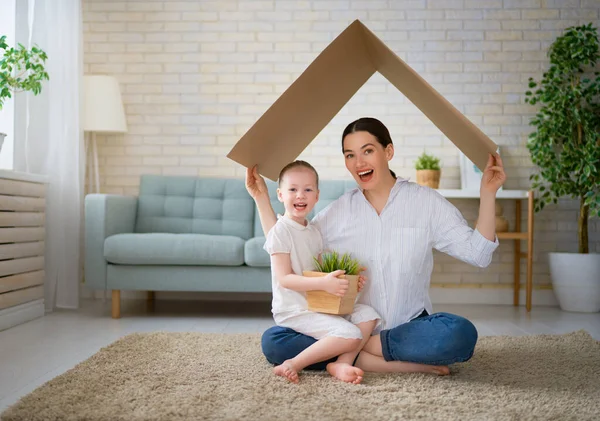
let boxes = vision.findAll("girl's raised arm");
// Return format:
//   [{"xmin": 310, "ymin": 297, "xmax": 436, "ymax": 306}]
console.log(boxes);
[{"xmin": 246, "ymin": 165, "xmax": 277, "ymax": 234}]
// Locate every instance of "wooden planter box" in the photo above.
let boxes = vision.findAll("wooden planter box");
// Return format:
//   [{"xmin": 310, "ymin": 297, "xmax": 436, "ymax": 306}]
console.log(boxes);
[
  {"xmin": 302, "ymin": 270, "xmax": 359, "ymax": 315},
  {"xmin": 416, "ymin": 169, "xmax": 440, "ymax": 189}
]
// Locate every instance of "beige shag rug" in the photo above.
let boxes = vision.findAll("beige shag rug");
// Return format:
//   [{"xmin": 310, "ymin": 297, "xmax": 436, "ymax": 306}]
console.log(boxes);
[{"xmin": 2, "ymin": 330, "xmax": 599, "ymax": 421}]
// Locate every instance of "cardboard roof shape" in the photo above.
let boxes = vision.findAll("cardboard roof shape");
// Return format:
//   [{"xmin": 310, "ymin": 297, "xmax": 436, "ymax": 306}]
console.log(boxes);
[{"xmin": 227, "ymin": 19, "xmax": 498, "ymax": 181}]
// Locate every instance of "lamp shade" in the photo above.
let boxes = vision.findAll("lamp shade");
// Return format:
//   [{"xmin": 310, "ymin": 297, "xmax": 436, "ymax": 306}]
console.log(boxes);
[{"xmin": 83, "ymin": 75, "xmax": 127, "ymax": 133}]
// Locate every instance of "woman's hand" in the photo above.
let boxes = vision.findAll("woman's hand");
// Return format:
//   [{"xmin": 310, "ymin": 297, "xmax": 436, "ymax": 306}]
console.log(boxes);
[
  {"xmin": 358, "ymin": 266, "xmax": 367, "ymax": 292},
  {"xmin": 480, "ymin": 153, "xmax": 506, "ymax": 196},
  {"xmin": 245, "ymin": 165, "xmax": 269, "ymax": 201}
]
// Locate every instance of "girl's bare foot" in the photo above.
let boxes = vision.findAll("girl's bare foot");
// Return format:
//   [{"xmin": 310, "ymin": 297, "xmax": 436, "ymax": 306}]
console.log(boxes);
[
  {"xmin": 273, "ymin": 360, "xmax": 299, "ymax": 383},
  {"xmin": 326, "ymin": 362, "xmax": 365, "ymax": 384}
]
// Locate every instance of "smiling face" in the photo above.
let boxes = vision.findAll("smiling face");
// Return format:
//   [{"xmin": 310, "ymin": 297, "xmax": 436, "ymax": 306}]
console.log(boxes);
[
  {"xmin": 277, "ymin": 167, "xmax": 319, "ymax": 225},
  {"xmin": 342, "ymin": 131, "xmax": 394, "ymax": 190}
]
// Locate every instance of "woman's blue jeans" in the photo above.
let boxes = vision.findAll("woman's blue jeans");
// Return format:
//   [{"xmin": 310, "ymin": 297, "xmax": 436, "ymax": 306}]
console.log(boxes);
[{"xmin": 261, "ymin": 311, "xmax": 478, "ymax": 370}]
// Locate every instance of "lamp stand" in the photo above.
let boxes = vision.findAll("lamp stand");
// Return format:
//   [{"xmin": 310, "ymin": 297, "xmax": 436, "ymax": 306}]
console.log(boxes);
[
  {"xmin": 92, "ymin": 132, "xmax": 100, "ymax": 193},
  {"xmin": 85, "ymin": 132, "xmax": 101, "ymax": 193}
]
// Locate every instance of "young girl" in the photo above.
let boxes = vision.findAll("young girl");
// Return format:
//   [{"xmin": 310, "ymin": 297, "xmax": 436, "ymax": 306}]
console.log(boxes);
[{"xmin": 264, "ymin": 160, "xmax": 381, "ymax": 385}]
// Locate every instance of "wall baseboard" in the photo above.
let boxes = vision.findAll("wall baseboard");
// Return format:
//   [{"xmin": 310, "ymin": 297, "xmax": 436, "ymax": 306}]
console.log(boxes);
[
  {"xmin": 429, "ymin": 287, "xmax": 558, "ymax": 307},
  {"xmin": 81, "ymin": 285, "xmax": 558, "ymax": 307},
  {"xmin": 0, "ymin": 299, "xmax": 45, "ymax": 332}
]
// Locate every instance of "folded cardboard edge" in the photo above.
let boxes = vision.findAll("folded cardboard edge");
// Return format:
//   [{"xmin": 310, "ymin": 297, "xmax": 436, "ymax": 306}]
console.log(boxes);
[
  {"xmin": 228, "ymin": 19, "xmax": 498, "ymax": 181},
  {"xmin": 226, "ymin": 21, "xmax": 376, "ymax": 181},
  {"xmin": 358, "ymin": 21, "xmax": 497, "ymax": 171}
]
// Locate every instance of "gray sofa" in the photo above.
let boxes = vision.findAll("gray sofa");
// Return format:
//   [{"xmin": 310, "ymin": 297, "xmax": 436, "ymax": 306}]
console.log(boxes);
[{"xmin": 84, "ymin": 174, "xmax": 357, "ymax": 317}]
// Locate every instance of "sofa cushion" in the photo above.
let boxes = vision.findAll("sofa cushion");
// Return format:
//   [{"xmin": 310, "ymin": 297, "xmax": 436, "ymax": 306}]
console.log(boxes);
[
  {"xmin": 104, "ymin": 233, "xmax": 245, "ymax": 266},
  {"xmin": 244, "ymin": 237, "xmax": 270, "ymax": 267},
  {"xmin": 135, "ymin": 175, "xmax": 255, "ymax": 240}
]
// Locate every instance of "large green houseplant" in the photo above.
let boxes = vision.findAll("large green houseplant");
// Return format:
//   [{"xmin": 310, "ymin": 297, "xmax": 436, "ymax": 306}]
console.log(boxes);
[
  {"xmin": 525, "ymin": 22, "xmax": 600, "ymax": 312},
  {"xmin": 0, "ymin": 35, "xmax": 49, "ymax": 151}
]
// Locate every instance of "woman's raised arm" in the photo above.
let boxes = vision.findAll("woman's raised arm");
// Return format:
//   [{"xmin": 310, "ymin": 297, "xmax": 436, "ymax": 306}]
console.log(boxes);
[
  {"xmin": 476, "ymin": 153, "xmax": 506, "ymax": 241},
  {"xmin": 431, "ymin": 152, "xmax": 505, "ymax": 268},
  {"xmin": 245, "ymin": 165, "xmax": 277, "ymax": 235}
]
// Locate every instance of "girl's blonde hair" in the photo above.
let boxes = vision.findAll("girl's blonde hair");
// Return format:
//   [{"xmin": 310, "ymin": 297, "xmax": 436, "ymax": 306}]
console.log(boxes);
[{"xmin": 277, "ymin": 160, "xmax": 319, "ymax": 187}]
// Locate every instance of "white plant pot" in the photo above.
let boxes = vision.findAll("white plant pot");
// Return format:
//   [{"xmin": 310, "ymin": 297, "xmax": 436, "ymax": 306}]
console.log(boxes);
[
  {"xmin": 0, "ymin": 132, "xmax": 5, "ymax": 153},
  {"xmin": 549, "ymin": 252, "xmax": 600, "ymax": 313}
]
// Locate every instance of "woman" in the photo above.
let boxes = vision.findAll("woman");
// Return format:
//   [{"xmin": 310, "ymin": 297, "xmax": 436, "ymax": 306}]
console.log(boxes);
[{"xmin": 246, "ymin": 117, "xmax": 506, "ymax": 374}]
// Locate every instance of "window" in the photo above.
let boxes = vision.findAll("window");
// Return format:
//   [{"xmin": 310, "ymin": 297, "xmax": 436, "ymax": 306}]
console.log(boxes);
[{"xmin": 0, "ymin": 0, "xmax": 16, "ymax": 170}]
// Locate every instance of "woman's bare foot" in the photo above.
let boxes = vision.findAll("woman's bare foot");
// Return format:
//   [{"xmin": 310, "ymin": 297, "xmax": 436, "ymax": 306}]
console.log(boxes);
[
  {"xmin": 326, "ymin": 362, "xmax": 365, "ymax": 384},
  {"xmin": 355, "ymin": 351, "xmax": 452, "ymax": 375},
  {"xmin": 431, "ymin": 365, "xmax": 450, "ymax": 376},
  {"xmin": 273, "ymin": 360, "xmax": 299, "ymax": 384}
]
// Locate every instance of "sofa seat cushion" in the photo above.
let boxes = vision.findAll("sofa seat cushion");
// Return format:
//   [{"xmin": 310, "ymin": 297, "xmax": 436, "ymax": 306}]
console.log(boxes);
[
  {"xmin": 244, "ymin": 236, "xmax": 270, "ymax": 267},
  {"xmin": 104, "ymin": 233, "xmax": 245, "ymax": 266}
]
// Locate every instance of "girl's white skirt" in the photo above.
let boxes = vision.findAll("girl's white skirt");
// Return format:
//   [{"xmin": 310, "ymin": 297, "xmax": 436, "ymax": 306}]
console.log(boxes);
[{"xmin": 274, "ymin": 304, "xmax": 381, "ymax": 340}]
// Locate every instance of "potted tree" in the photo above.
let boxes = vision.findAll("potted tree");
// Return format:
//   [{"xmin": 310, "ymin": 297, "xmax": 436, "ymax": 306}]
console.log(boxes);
[
  {"xmin": 302, "ymin": 251, "xmax": 362, "ymax": 315},
  {"xmin": 415, "ymin": 151, "xmax": 441, "ymax": 189},
  {"xmin": 0, "ymin": 35, "xmax": 49, "ymax": 152},
  {"xmin": 525, "ymin": 22, "xmax": 600, "ymax": 313}
]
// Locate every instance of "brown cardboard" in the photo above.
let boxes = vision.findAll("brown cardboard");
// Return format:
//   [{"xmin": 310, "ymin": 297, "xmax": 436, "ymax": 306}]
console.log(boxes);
[{"xmin": 227, "ymin": 19, "xmax": 498, "ymax": 181}]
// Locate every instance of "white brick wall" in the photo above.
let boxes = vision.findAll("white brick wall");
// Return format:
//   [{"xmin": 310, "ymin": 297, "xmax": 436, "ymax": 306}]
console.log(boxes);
[{"xmin": 83, "ymin": 0, "xmax": 600, "ymax": 288}]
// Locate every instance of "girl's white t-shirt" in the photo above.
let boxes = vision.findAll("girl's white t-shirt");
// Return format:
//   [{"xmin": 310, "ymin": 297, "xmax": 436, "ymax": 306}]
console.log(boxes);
[{"xmin": 263, "ymin": 214, "xmax": 324, "ymax": 315}]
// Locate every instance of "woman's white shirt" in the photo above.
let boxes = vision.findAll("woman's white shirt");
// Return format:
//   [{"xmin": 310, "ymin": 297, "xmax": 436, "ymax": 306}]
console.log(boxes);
[{"xmin": 311, "ymin": 177, "xmax": 499, "ymax": 334}]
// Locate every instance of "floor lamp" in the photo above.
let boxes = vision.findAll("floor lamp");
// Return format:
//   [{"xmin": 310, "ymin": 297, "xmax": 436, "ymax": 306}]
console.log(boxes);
[{"xmin": 83, "ymin": 75, "xmax": 127, "ymax": 193}]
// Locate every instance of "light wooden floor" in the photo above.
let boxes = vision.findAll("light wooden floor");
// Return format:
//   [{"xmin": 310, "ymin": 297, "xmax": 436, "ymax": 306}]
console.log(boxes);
[{"xmin": 1, "ymin": 299, "xmax": 599, "ymax": 412}]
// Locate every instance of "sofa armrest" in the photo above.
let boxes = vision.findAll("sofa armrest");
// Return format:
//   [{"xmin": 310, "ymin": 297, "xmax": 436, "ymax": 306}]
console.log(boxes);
[{"xmin": 84, "ymin": 194, "xmax": 138, "ymax": 290}]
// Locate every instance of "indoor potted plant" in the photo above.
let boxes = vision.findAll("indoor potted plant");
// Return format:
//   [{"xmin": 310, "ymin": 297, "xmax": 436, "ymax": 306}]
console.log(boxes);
[
  {"xmin": 0, "ymin": 35, "xmax": 49, "ymax": 152},
  {"xmin": 525, "ymin": 22, "xmax": 600, "ymax": 313},
  {"xmin": 302, "ymin": 251, "xmax": 362, "ymax": 315},
  {"xmin": 415, "ymin": 151, "xmax": 441, "ymax": 189}
]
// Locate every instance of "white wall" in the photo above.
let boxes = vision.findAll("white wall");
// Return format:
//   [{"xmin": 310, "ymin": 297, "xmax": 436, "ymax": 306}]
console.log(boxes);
[{"xmin": 81, "ymin": 0, "xmax": 600, "ymax": 291}]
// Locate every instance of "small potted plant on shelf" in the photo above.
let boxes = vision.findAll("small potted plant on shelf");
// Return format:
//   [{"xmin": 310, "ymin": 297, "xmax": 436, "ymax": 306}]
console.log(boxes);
[
  {"xmin": 525, "ymin": 22, "xmax": 600, "ymax": 313},
  {"xmin": 415, "ymin": 151, "xmax": 441, "ymax": 189},
  {"xmin": 302, "ymin": 251, "xmax": 362, "ymax": 315},
  {"xmin": 0, "ymin": 35, "xmax": 49, "ymax": 152}
]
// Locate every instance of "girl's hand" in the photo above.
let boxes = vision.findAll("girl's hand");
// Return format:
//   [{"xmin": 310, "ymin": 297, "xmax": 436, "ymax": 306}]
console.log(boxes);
[
  {"xmin": 245, "ymin": 165, "xmax": 269, "ymax": 200},
  {"xmin": 323, "ymin": 270, "xmax": 348, "ymax": 297},
  {"xmin": 480, "ymin": 153, "xmax": 506, "ymax": 195}
]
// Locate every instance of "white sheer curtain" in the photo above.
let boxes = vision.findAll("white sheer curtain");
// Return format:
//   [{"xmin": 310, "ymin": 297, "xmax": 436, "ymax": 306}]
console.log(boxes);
[{"xmin": 14, "ymin": 0, "xmax": 84, "ymax": 310}]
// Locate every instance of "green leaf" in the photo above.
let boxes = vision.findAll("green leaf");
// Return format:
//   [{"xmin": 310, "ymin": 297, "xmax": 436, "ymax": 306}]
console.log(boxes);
[
  {"xmin": 313, "ymin": 251, "xmax": 362, "ymax": 276},
  {"xmin": 0, "ymin": 37, "xmax": 49, "ymax": 103},
  {"xmin": 414, "ymin": 151, "xmax": 441, "ymax": 170}
]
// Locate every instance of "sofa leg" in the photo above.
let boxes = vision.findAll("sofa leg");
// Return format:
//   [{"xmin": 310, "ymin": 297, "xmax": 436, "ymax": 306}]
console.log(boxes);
[
  {"xmin": 112, "ymin": 290, "xmax": 121, "ymax": 319},
  {"xmin": 146, "ymin": 291, "xmax": 155, "ymax": 312}
]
